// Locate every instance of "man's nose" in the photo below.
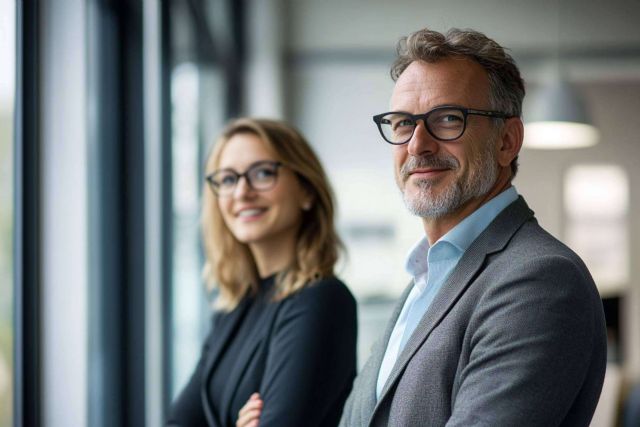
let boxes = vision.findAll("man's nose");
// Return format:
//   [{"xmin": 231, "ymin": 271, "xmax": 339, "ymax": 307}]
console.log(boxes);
[{"xmin": 407, "ymin": 120, "xmax": 439, "ymax": 157}]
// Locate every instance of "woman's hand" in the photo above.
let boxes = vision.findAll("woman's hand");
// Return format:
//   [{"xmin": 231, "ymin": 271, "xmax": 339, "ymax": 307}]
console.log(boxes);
[{"xmin": 236, "ymin": 393, "xmax": 263, "ymax": 427}]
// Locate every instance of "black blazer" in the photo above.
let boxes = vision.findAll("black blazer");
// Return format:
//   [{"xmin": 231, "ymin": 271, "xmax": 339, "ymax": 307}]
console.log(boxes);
[{"xmin": 167, "ymin": 277, "xmax": 357, "ymax": 427}]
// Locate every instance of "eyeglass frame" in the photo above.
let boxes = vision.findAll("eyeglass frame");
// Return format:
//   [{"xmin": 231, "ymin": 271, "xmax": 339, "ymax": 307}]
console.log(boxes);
[
  {"xmin": 372, "ymin": 105, "xmax": 515, "ymax": 145},
  {"xmin": 205, "ymin": 160, "xmax": 284, "ymax": 197}
]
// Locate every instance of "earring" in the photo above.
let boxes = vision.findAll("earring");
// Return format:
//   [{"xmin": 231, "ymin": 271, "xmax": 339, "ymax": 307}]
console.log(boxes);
[{"xmin": 302, "ymin": 201, "xmax": 312, "ymax": 211}]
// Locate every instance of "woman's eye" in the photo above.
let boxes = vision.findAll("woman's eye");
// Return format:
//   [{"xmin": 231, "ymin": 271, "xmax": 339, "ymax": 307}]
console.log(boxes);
[
  {"xmin": 254, "ymin": 167, "xmax": 276, "ymax": 180},
  {"xmin": 219, "ymin": 174, "xmax": 237, "ymax": 187}
]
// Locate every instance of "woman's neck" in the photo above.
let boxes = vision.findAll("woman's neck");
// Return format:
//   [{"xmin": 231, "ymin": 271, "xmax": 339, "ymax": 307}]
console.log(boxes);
[{"xmin": 249, "ymin": 234, "xmax": 297, "ymax": 278}]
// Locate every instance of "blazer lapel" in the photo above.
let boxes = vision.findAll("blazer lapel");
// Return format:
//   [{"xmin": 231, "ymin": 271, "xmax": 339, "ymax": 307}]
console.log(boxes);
[
  {"xmin": 201, "ymin": 298, "xmax": 252, "ymax": 427},
  {"xmin": 358, "ymin": 283, "xmax": 413, "ymax": 424},
  {"xmin": 217, "ymin": 301, "xmax": 281, "ymax": 424},
  {"xmin": 373, "ymin": 197, "xmax": 534, "ymax": 414}
]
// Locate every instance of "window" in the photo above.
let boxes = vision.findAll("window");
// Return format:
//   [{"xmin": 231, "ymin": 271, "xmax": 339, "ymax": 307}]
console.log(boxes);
[
  {"xmin": 0, "ymin": 1, "xmax": 15, "ymax": 425},
  {"xmin": 170, "ymin": 62, "xmax": 211, "ymax": 396},
  {"xmin": 167, "ymin": 0, "xmax": 229, "ymax": 399}
]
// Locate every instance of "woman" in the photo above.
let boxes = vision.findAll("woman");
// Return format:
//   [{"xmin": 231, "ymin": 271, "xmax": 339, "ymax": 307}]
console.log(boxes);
[{"xmin": 167, "ymin": 118, "xmax": 357, "ymax": 427}]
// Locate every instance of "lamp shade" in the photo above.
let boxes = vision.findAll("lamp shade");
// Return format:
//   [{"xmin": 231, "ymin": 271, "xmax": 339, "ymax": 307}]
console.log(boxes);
[{"xmin": 524, "ymin": 79, "xmax": 599, "ymax": 149}]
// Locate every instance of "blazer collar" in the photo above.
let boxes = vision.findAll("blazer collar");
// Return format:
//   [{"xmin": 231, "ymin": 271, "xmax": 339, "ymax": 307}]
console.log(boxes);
[
  {"xmin": 371, "ymin": 196, "xmax": 534, "ymax": 419},
  {"xmin": 201, "ymin": 297, "xmax": 252, "ymax": 426},
  {"xmin": 215, "ymin": 300, "xmax": 282, "ymax": 425}
]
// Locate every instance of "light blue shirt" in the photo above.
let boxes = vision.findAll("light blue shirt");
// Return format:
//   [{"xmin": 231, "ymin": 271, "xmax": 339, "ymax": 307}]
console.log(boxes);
[{"xmin": 375, "ymin": 187, "xmax": 519, "ymax": 400}]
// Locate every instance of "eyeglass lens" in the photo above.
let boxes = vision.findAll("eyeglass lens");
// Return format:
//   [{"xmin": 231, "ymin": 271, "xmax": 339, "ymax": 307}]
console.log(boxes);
[
  {"xmin": 210, "ymin": 162, "xmax": 280, "ymax": 196},
  {"xmin": 379, "ymin": 108, "xmax": 466, "ymax": 144}
]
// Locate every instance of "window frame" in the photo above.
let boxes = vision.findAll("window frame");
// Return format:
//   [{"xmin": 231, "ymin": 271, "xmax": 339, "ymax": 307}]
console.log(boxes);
[{"xmin": 14, "ymin": 1, "xmax": 42, "ymax": 426}]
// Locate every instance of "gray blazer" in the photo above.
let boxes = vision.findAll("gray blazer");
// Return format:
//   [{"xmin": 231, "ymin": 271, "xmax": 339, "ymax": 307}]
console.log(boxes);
[{"xmin": 340, "ymin": 196, "xmax": 607, "ymax": 426}]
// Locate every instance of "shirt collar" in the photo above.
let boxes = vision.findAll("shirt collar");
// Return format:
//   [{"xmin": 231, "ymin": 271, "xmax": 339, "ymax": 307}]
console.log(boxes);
[
  {"xmin": 442, "ymin": 186, "xmax": 519, "ymax": 252},
  {"xmin": 404, "ymin": 186, "xmax": 519, "ymax": 277},
  {"xmin": 405, "ymin": 237, "xmax": 430, "ymax": 278}
]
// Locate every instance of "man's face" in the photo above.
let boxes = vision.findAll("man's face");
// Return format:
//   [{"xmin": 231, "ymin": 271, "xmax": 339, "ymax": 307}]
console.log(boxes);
[{"xmin": 391, "ymin": 58, "xmax": 501, "ymax": 219}]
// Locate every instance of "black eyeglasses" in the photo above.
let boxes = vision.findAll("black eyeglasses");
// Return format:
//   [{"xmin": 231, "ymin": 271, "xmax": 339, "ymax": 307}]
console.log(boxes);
[
  {"xmin": 372, "ymin": 105, "xmax": 514, "ymax": 145},
  {"xmin": 206, "ymin": 160, "xmax": 283, "ymax": 197}
]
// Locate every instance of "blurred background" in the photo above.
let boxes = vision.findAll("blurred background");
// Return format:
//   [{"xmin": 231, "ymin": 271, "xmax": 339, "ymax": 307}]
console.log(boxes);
[{"xmin": 2, "ymin": 0, "xmax": 640, "ymax": 426}]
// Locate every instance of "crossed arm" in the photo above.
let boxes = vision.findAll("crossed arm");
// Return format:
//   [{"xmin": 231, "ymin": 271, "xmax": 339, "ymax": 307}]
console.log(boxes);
[{"xmin": 238, "ymin": 281, "xmax": 357, "ymax": 427}]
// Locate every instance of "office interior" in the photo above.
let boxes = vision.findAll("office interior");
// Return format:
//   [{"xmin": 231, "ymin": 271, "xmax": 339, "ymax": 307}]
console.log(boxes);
[{"xmin": 2, "ymin": 0, "xmax": 640, "ymax": 426}]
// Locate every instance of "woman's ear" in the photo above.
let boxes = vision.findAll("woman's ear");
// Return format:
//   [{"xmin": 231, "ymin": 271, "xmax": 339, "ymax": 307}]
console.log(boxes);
[
  {"xmin": 301, "ymin": 189, "xmax": 314, "ymax": 211},
  {"xmin": 298, "ymin": 179, "xmax": 315, "ymax": 211}
]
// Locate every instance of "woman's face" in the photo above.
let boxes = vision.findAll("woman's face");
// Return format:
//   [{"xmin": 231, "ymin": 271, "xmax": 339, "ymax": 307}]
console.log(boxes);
[{"xmin": 215, "ymin": 132, "xmax": 309, "ymax": 249}]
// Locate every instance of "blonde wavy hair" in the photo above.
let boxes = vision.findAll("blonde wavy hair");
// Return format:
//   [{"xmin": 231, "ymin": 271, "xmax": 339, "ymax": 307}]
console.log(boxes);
[{"xmin": 202, "ymin": 118, "xmax": 343, "ymax": 311}]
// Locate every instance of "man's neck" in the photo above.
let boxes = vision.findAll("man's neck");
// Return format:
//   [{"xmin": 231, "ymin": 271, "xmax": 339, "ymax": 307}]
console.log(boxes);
[{"xmin": 422, "ymin": 180, "xmax": 512, "ymax": 245}]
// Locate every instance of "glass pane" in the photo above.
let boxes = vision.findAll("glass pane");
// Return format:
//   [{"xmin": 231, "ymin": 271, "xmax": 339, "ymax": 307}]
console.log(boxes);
[
  {"xmin": 168, "ymin": 0, "xmax": 226, "ymax": 399},
  {"xmin": 170, "ymin": 62, "xmax": 206, "ymax": 396},
  {"xmin": 0, "ymin": 1, "xmax": 15, "ymax": 426}
]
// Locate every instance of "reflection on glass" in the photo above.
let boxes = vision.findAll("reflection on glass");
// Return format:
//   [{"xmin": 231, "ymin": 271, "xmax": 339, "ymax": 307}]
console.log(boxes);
[
  {"xmin": 168, "ymin": 0, "xmax": 228, "ymax": 400},
  {"xmin": 171, "ymin": 63, "xmax": 206, "ymax": 398},
  {"xmin": 0, "ymin": 0, "xmax": 15, "ymax": 426},
  {"xmin": 169, "ymin": 52, "xmax": 227, "ymax": 396}
]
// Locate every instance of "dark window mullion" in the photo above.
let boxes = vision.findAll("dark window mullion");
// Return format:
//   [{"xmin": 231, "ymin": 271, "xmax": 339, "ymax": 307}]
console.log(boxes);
[
  {"xmin": 14, "ymin": 0, "xmax": 42, "ymax": 426},
  {"xmin": 160, "ymin": 0, "xmax": 174, "ymax": 415},
  {"xmin": 87, "ymin": 2, "xmax": 146, "ymax": 426}
]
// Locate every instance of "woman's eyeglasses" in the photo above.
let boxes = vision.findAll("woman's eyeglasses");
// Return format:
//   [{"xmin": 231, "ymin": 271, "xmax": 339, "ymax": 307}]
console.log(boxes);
[{"xmin": 206, "ymin": 160, "xmax": 283, "ymax": 197}]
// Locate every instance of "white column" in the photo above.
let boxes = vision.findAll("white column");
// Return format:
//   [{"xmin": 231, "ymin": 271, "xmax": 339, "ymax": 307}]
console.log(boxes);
[
  {"xmin": 41, "ymin": 1, "xmax": 88, "ymax": 426},
  {"xmin": 143, "ymin": 0, "xmax": 164, "ymax": 426}
]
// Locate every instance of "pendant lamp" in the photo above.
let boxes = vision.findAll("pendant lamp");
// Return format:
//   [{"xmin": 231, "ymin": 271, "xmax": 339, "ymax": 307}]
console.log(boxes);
[
  {"xmin": 523, "ymin": 0, "xmax": 599, "ymax": 150},
  {"xmin": 524, "ymin": 78, "xmax": 599, "ymax": 149}
]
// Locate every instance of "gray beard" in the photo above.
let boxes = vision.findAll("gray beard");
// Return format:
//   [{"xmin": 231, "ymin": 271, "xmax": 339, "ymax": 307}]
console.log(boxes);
[{"xmin": 401, "ymin": 140, "xmax": 499, "ymax": 219}]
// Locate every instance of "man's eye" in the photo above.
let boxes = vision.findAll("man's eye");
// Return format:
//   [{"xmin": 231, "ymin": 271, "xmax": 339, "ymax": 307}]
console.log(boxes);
[
  {"xmin": 432, "ymin": 111, "xmax": 464, "ymax": 124},
  {"xmin": 393, "ymin": 118, "xmax": 414, "ymax": 130},
  {"xmin": 441, "ymin": 114, "xmax": 463, "ymax": 122},
  {"xmin": 429, "ymin": 111, "xmax": 465, "ymax": 130}
]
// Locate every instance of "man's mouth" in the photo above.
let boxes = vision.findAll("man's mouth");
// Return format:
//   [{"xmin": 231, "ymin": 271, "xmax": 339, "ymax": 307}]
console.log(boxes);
[
  {"xmin": 406, "ymin": 167, "xmax": 450, "ymax": 182},
  {"xmin": 401, "ymin": 156, "xmax": 459, "ymax": 182},
  {"xmin": 410, "ymin": 167, "xmax": 449, "ymax": 175}
]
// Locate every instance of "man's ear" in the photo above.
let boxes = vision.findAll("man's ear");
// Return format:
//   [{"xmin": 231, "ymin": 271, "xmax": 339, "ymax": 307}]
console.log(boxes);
[{"xmin": 497, "ymin": 117, "xmax": 524, "ymax": 168}]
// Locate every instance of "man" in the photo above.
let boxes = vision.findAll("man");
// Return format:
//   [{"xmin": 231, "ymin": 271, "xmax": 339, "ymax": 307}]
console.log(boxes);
[{"xmin": 339, "ymin": 28, "xmax": 607, "ymax": 426}]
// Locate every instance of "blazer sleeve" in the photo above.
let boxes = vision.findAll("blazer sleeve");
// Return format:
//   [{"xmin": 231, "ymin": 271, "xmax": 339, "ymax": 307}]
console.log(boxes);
[
  {"xmin": 257, "ymin": 278, "xmax": 357, "ymax": 427},
  {"xmin": 447, "ymin": 255, "xmax": 606, "ymax": 426}
]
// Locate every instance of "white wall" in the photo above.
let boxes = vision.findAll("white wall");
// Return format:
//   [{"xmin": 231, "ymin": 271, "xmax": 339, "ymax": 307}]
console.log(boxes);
[{"xmin": 286, "ymin": 0, "xmax": 640, "ymax": 52}]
